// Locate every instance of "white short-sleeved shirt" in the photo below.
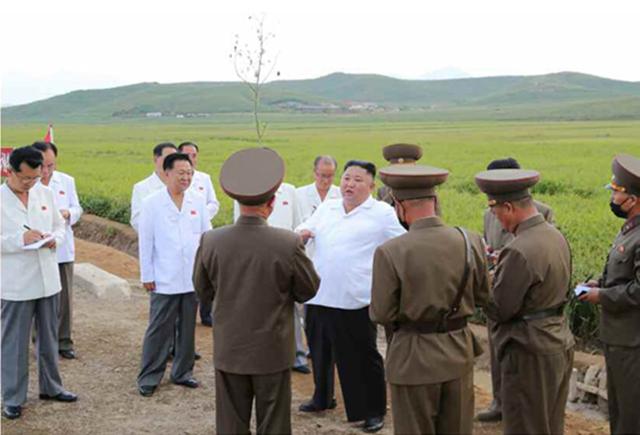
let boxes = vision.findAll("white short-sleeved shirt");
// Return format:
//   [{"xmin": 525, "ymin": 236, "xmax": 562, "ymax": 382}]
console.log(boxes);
[
  {"xmin": 48, "ymin": 171, "xmax": 83, "ymax": 263},
  {"xmin": 296, "ymin": 196, "xmax": 406, "ymax": 309},
  {"xmin": 138, "ymin": 188, "xmax": 212, "ymax": 295}
]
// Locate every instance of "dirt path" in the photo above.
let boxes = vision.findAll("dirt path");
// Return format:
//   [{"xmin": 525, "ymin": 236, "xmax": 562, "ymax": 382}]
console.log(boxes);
[{"xmin": 1, "ymin": 239, "xmax": 609, "ymax": 434}]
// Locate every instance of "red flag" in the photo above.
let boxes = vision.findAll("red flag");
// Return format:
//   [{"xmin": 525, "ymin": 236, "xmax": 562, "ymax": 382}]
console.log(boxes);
[{"xmin": 44, "ymin": 124, "xmax": 54, "ymax": 143}]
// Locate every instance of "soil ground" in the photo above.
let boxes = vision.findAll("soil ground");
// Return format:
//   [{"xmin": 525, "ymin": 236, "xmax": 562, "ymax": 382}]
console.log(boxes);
[{"xmin": 1, "ymin": 239, "xmax": 609, "ymax": 434}]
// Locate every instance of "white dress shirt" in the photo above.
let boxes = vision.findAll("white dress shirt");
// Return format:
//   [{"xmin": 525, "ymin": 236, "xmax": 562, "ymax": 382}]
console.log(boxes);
[
  {"xmin": 130, "ymin": 172, "xmax": 165, "ymax": 232},
  {"xmin": 189, "ymin": 169, "xmax": 220, "ymax": 220},
  {"xmin": 233, "ymin": 182, "xmax": 301, "ymax": 230},
  {"xmin": 138, "ymin": 188, "xmax": 212, "ymax": 295},
  {"xmin": 48, "ymin": 171, "xmax": 83, "ymax": 263},
  {"xmin": 295, "ymin": 183, "xmax": 341, "ymax": 258},
  {"xmin": 1, "ymin": 183, "xmax": 66, "ymax": 301},
  {"xmin": 296, "ymin": 196, "xmax": 406, "ymax": 309}
]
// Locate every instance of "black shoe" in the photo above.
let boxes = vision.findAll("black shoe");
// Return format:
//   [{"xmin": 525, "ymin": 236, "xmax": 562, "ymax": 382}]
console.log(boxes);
[
  {"xmin": 292, "ymin": 365, "xmax": 311, "ymax": 374},
  {"xmin": 59, "ymin": 349, "xmax": 76, "ymax": 359},
  {"xmin": 476, "ymin": 407, "xmax": 502, "ymax": 422},
  {"xmin": 201, "ymin": 317, "xmax": 213, "ymax": 327},
  {"xmin": 138, "ymin": 385, "xmax": 156, "ymax": 397},
  {"xmin": 362, "ymin": 416, "xmax": 384, "ymax": 433},
  {"xmin": 39, "ymin": 391, "xmax": 78, "ymax": 402},
  {"xmin": 298, "ymin": 398, "xmax": 337, "ymax": 412},
  {"xmin": 194, "ymin": 352, "xmax": 202, "ymax": 361},
  {"xmin": 174, "ymin": 378, "xmax": 199, "ymax": 389},
  {"xmin": 2, "ymin": 405, "xmax": 21, "ymax": 419}
]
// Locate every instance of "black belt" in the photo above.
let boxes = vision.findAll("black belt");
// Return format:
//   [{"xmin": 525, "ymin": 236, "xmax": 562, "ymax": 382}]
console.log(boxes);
[
  {"xmin": 397, "ymin": 317, "xmax": 468, "ymax": 334},
  {"xmin": 518, "ymin": 304, "xmax": 565, "ymax": 322}
]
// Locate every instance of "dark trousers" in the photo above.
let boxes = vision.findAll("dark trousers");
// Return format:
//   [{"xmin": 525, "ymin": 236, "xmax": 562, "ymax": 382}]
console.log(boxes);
[
  {"xmin": 487, "ymin": 319, "xmax": 502, "ymax": 409},
  {"xmin": 305, "ymin": 304, "xmax": 386, "ymax": 422},
  {"xmin": 604, "ymin": 344, "xmax": 640, "ymax": 435},
  {"xmin": 58, "ymin": 262, "xmax": 74, "ymax": 351},
  {"xmin": 137, "ymin": 292, "xmax": 197, "ymax": 387},
  {"xmin": 215, "ymin": 369, "xmax": 291, "ymax": 435}
]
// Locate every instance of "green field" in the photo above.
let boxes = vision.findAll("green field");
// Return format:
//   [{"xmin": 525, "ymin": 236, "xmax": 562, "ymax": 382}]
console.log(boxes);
[{"xmin": 3, "ymin": 118, "xmax": 639, "ymax": 341}]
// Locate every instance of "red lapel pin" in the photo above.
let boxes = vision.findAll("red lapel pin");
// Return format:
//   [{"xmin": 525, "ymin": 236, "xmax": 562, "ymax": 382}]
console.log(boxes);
[
  {"xmin": 41, "ymin": 205, "xmax": 47, "ymax": 211},
  {"xmin": 191, "ymin": 210, "xmax": 197, "ymax": 215},
  {"xmin": 59, "ymin": 191, "xmax": 65, "ymax": 195}
]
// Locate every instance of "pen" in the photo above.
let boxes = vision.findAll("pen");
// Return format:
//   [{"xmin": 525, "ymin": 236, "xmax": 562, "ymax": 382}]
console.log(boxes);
[
  {"xmin": 23, "ymin": 224, "xmax": 32, "ymax": 230},
  {"xmin": 584, "ymin": 273, "xmax": 594, "ymax": 282}
]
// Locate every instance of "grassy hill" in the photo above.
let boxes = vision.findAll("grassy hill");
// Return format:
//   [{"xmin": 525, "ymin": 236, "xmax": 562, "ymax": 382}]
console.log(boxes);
[{"xmin": 3, "ymin": 72, "xmax": 640, "ymax": 123}]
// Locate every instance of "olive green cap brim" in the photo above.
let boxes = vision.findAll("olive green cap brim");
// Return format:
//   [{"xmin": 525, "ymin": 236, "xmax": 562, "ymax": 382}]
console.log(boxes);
[
  {"xmin": 379, "ymin": 164, "xmax": 449, "ymax": 200},
  {"xmin": 474, "ymin": 169, "xmax": 540, "ymax": 205}
]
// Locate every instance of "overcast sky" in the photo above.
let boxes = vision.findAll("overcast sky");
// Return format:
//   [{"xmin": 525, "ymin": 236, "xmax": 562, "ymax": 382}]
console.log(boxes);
[{"xmin": 2, "ymin": 0, "xmax": 639, "ymax": 106}]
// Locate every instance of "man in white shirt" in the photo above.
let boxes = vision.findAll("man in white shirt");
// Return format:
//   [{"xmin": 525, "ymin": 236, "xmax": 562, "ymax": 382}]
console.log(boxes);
[
  {"xmin": 130, "ymin": 142, "xmax": 177, "ymax": 232},
  {"xmin": 178, "ymin": 141, "xmax": 219, "ymax": 326},
  {"xmin": 233, "ymin": 182, "xmax": 311, "ymax": 374},
  {"xmin": 136, "ymin": 153, "xmax": 212, "ymax": 397},
  {"xmin": 32, "ymin": 141, "xmax": 83, "ymax": 360},
  {"xmin": 296, "ymin": 155, "xmax": 342, "ymax": 258},
  {"xmin": 1, "ymin": 146, "xmax": 78, "ymax": 420},
  {"xmin": 296, "ymin": 160, "xmax": 405, "ymax": 433}
]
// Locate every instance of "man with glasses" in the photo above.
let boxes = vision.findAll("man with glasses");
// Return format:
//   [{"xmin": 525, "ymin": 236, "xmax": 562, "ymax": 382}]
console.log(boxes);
[
  {"xmin": 1, "ymin": 146, "xmax": 78, "ymax": 420},
  {"xmin": 296, "ymin": 160, "xmax": 405, "ymax": 433}
]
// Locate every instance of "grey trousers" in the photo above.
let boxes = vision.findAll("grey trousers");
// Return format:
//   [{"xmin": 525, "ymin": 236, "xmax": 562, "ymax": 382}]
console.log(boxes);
[
  {"xmin": 58, "ymin": 262, "xmax": 74, "ymax": 351},
  {"xmin": 293, "ymin": 302, "xmax": 307, "ymax": 367},
  {"xmin": 1, "ymin": 294, "xmax": 65, "ymax": 406},
  {"xmin": 137, "ymin": 292, "xmax": 197, "ymax": 387},
  {"xmin": 215, "ymin": 369, "xmax": 291, "ymax": 435}
]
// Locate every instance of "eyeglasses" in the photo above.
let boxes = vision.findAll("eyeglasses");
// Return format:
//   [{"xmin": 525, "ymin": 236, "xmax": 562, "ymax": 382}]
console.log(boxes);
[
  {"xmin": 15, "ymin": 173, "xmax": 41, "ymax": 183},
  {"xmin": 315, "ymin": 171, "xmax": 335, "ymax": 180}
]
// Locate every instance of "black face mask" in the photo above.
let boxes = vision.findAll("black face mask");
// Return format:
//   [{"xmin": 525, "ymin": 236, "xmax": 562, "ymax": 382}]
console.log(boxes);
[{"xmin": 610, "ymin": 200, "xmax": 629, "ymax": 219}]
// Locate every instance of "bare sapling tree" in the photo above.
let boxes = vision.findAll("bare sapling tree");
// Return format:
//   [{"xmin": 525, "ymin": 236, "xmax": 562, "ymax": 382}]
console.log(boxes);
[{"xmin": 231, "ymin": 14, "xmax": 280, "ymax": 145}]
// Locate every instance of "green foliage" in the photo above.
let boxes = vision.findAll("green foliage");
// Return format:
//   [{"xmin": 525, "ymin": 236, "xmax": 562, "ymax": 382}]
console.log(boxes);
[
  {"xmin": 2, "ymin": 118, "xmax": 639, "ymax": 345},
  {"xmin": 3, "ymin": 72, "xmax": 640, "ymax": 123}
]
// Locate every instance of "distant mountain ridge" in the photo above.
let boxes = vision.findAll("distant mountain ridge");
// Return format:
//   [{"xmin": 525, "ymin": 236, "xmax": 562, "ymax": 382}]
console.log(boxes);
[{"xmin": 3, "ymin": 71, "xmax": 640, "ymax": 122}]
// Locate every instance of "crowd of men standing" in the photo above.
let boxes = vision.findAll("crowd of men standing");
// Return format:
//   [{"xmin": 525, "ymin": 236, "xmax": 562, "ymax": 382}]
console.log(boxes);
[{"xmin": 1, "ymin": 138, "xmax": 639, "ymax": 435}]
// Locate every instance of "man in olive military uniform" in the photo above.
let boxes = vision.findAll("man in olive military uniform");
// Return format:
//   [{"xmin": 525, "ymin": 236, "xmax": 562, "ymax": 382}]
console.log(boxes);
[
  {"xmin": 579, "ymin": 154, "xmax": 640, "ymax": 435},
  {"xmin": 193, "ymin": 148, "xmax": 320, "ymax": 434},
  {"xmin": 475, "ymin": 168, "xmax": 575, "ymax": 435},
  {"xmin": 370, "ymin": 161, "xmax": 490, "ymax": 434},
  {"xmin": 376, "ymin": 143, "xmax": 423, "ymax": 206},
  {"xmin": 477, "ymin": 157, "xmax": 555, "ymax": 423}
]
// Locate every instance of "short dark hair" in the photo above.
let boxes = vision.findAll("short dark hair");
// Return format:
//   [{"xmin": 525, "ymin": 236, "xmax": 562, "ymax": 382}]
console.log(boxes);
[
  {"xmin": 31, "ymin": 141, "xmax": 58, "ymax": 157},
  {"xmin": 487, "ymin": 158, "xmax": 520, "ymax": 170},
  {"xmin": 314, "ymin": 155, "xmax": 337, "ymax": 170},
  {"xmin": 344, "ymin": 160, "xmax": 376, "ymax": 178},
  {"xmin": 9, "ymin": 146, "xmax": 44, "ymax": 172},
  {"xmin": 153, "ymin": 142, "xmax": 177, "ymax": 157},
  {"xmin": 178, "ymin": 141, "xmax": 199, "ymax": 152},
  {"xmin": 163, "ymin": 153, "xmax": 193, "ymax": 171}
]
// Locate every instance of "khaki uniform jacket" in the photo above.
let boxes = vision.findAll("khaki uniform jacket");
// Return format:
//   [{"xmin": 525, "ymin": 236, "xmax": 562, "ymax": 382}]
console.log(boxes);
[
  {"xmin": 598, "ymin": 215, "xmax": 640, "ymax": 346},
  {"xmin": 370, "ymin": 216, "xmax": 490, "ymax": 385},
  {"xmin": 488, "ymin": 214, "xmax": 575, "ymax": 360},
  {"xmin": 193, "ymin": 215, "xmax": 320, "ymax": 375},
  {"xmin": 484, "ymin": 199, "xmax": 554, "ymax": 251}
]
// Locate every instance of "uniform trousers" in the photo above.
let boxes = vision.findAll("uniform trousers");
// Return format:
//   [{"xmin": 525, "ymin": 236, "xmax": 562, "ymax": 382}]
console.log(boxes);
[
  {"xmin": 1, "ymin": 294, "xmax": 65, "ymax": 406},
  {"xmin": 137, "ymin": 292, "xmax": 197, "ymax": 387},
  {"xmin": 306, "ymin": 304, "xmax": 386, "ymax": 422},
  {"xmin": 215, "ymin": 369, "xmax": 291, "ymax": 435},
  {"xmin": 293, "ymin": 302, "xmax": 308, "ymax": 367},
  {"xmin": 390, "ymin": 368, "xmax": 474, "ymax": 435},
  {"xmin": 604, "ymin": 344, "xmax": 640, "ymax": 435},
  {"xmin": 486, "ymin": 319, "xmax": 502, "ymax": 409},
  {"xmin": 501, "ymin": 344, "xmax": 574, "ymax": 435},
  {"xmin": 198, "ymin": 295, "xmax": 212, "ymax": 323},
  {"xmin": 58, "ymin": 262, "xmax": 74, "ymax": 351}
]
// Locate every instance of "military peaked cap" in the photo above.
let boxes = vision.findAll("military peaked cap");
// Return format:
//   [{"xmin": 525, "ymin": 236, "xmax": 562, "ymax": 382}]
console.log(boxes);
[
  {"xmin": 475, "ymin": 169, "xmax": 540, "ymax": 205},
  {"xmin": 219, "ymin": 147, "xmax": 284, "ymax": 205},
  {"xmin": 606, "ymin": 154, "xmax": 640, "ymax": 196},
  {"xmin": 379, "ymin": 164, "xmax": 449, "ymax": 200},
  {"xmin": 382, "ymin": 143, "xmax": 423, "ymax": 164}
]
